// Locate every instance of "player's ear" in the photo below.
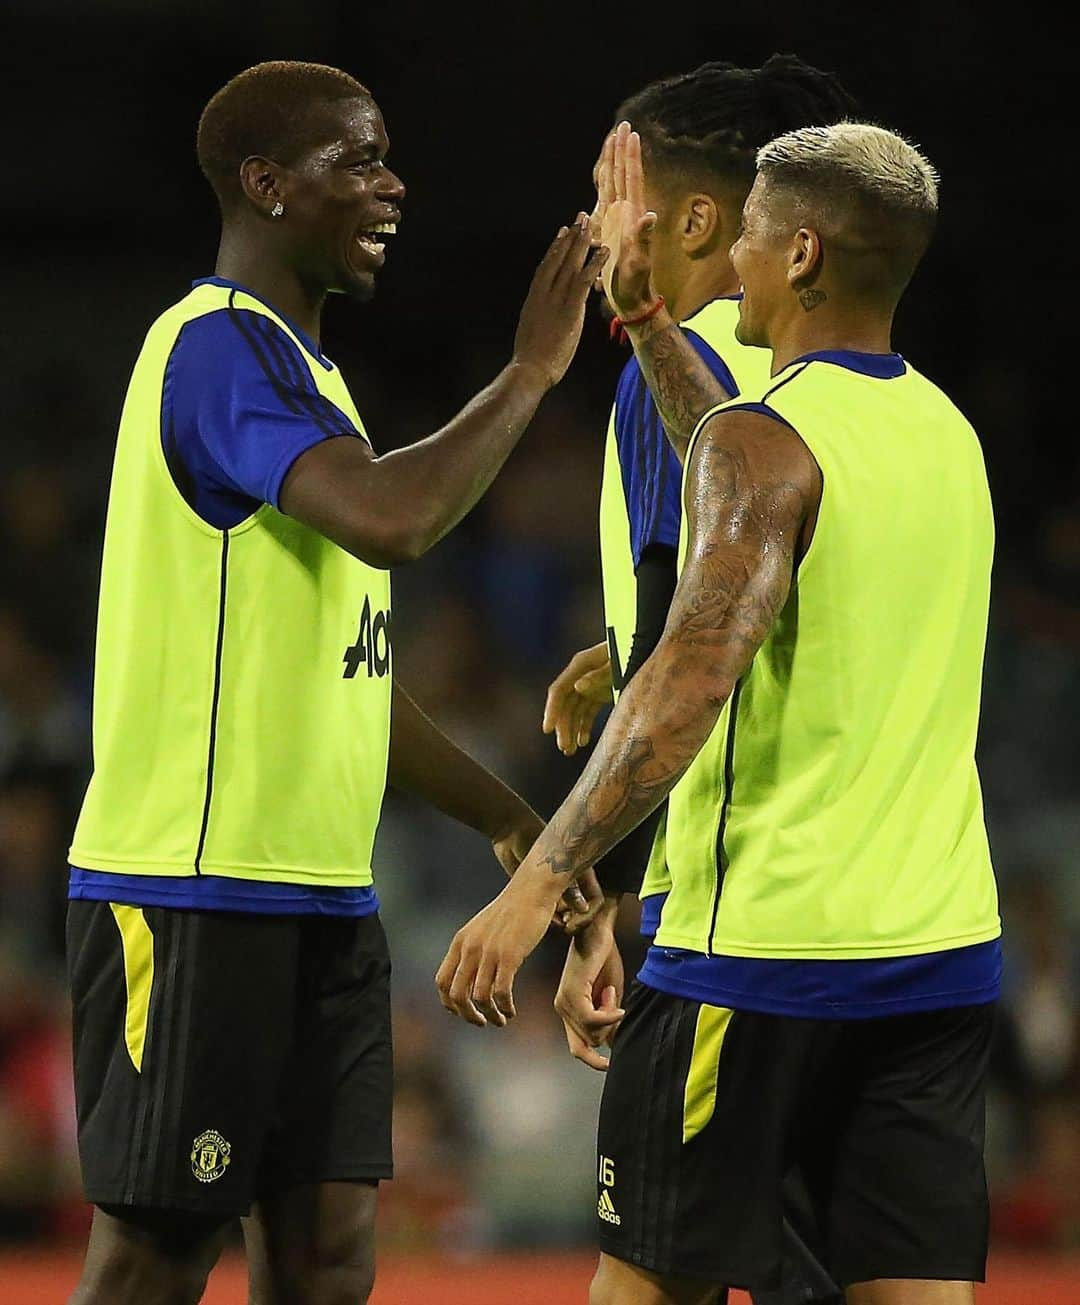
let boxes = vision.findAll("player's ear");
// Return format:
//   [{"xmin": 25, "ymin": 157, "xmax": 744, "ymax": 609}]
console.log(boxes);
[
  {"xmin": 238, "ymin": 155, "xmax": 287, "ymax": 220},
  {"xmin": 680, "ymin": 193, "xmax": 721, "ymax": 256},
  {"xmin": 787, "ymin": 227, "xmax": 823, "ymax": 288}
]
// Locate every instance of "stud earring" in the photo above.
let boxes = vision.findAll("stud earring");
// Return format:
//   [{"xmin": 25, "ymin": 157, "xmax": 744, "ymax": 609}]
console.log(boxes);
[{"xmin": 271, "ymin": 202, "xmax": 284, "ymax": 218}]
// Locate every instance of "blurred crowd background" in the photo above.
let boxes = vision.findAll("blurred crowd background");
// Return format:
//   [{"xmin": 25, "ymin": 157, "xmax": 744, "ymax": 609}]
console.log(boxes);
[{"xmin": 1, "ymin": 0, "xmax": 1076, "ymax": 1268}]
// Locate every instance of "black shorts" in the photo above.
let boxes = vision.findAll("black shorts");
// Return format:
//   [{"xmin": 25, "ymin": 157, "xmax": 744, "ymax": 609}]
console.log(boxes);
[
  {"xmin": 67, "ymin": 901, "xmax": 393, "ymax": 1219},
  {"xmin": 596, "ymin": 982, "xmax": 993, "ymax": 1291}
]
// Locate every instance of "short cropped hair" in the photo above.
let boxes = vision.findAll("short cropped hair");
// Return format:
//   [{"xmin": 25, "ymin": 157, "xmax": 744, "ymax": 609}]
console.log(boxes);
[
  {"xmin": 197, "ymin": 61, "xmax": 370, "ymax": 207},
  {"xmin": 757, "ymin": 122, "xmax": 938, "ymax": 216},
  {"xmin": 756, "ymin": 122, "xmax": 940, "ymax": 298},
  {"xmin": 616, "ymin": 55, "xmax": 859, "ymax": 193}
]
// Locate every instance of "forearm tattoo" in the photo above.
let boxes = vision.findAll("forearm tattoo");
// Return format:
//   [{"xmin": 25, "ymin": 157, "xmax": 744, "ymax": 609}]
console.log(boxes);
[
  {"xmin": 631, "ymin": 321, "xmax": 736, "ymax": 461},
  {"xmin": 534, "ymin": 416, "xmax": 811, "ymax": 880}
]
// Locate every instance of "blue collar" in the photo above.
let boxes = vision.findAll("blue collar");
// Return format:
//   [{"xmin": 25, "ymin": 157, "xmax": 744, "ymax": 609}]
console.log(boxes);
[
  {"xmin": 790, "ymin": 349, "xmax": 906, "ymax": 379},
  {"xmin": 192, "ymin": 277, "xmax": 331, "ymax": 369}
]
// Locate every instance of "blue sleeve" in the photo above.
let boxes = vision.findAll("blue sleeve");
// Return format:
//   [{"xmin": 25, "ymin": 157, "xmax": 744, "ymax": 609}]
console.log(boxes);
[
  {"xmin": 613, "ymin": 330, "xmax": 740, "ymax": 569},
  {"xmin": 161, "ymin": 308, "xmax": 360, "ymax": 529}
]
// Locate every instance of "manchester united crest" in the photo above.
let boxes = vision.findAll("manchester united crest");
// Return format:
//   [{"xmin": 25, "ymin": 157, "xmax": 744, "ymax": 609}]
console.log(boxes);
[{"xmin": 190, "ymin": 1129, "xmax": 232, "ymax": 1183}]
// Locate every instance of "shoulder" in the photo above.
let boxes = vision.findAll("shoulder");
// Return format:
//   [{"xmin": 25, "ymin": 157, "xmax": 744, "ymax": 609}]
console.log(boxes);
[
  {"xmin": 690, "ymin": 405, "xmax": 821, "ymax": 512},
  {"xmin": 169, "ymin": 306, "xmax": 308, "ymax": 387}
]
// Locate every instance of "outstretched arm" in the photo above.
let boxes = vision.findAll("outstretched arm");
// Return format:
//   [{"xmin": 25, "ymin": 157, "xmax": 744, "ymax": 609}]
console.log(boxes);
[
  {"xmin": 390, "ymin": 680, "xmax": 543, "ymax": 874},
  {"xmin": 281, "ymin": 220, "xmax": 605, "ymax": 567},
  {"xmin": 598, "ymin": 123, "xmax": 735, "ymax": 461},
  {"xmin": 435, "ymin": 408, "xmax": 821, "ymax": 1024}
]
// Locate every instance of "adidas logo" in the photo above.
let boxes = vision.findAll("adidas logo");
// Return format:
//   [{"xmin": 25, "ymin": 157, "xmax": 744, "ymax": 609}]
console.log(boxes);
[{"xmin": 597, "ymin": 1188, "xmax": 621, "ymax": 1226}]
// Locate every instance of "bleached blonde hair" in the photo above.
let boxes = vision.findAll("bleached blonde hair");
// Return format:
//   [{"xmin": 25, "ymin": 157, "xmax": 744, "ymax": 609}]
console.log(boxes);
[{"xmin": 757, "ymin": 121, "xmax": 939, "ymax": 215}]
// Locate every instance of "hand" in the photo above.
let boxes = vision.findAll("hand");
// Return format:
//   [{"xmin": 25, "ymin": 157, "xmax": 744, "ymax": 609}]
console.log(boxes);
[
  {"xmin": 490, "ymin": 811, "xmax": 545, "ymax": 879},
  {"xmin": 596, "ymin": 122, "xmax": 659, "ymax": 320},
  {"xmin": 542, "ymin": 642, "xmax": 613, "ymax": 756},
  {"xmin": 491, "ymin": 811, "xmax": 597, "ymax": 928},
  {"xmin": 436, "ymin": 872, "xmax": 559, "ymax": 1028},
  {"xmin": 513, "ymin": 216, "xmax": 609, "ymax": 388},
  {"xmin": 554, "ymin": 903, "xmax": 626, "ymax": 1070}
]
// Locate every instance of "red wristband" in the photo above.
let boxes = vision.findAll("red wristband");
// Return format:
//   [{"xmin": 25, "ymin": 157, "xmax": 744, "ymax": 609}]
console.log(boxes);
[{"xmin": 609, "ymin": 295, "xmax": 665, "ymax": 344}]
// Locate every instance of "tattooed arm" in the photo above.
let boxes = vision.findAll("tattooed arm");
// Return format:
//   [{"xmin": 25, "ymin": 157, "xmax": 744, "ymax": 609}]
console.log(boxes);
[
  {"xmin": 531, "ymin": 408, "xmax": 818, "ymax": 878},
  {"xmin": 623, "ymin": 308, "xmax": 736, "ymax": 462},
  {"xmin": 435, "ymin": 408, "xmax": 822, "ymax": 1025}
]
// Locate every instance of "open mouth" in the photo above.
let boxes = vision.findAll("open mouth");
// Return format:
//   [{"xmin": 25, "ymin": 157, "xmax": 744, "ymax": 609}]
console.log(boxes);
[{"xmin": 353, "ymin": 221, "xmax": 398, "ymax": 265}]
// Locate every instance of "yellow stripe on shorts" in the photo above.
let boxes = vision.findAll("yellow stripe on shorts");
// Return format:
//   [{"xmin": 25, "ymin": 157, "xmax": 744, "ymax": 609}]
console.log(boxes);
[
  {"xmin": 682, "ymin": 1004, "xmax": 733, "ymax": 1144},
  {"xmin": 109, "ymin": 904, "xmax": 155, "ymax": 1073}
]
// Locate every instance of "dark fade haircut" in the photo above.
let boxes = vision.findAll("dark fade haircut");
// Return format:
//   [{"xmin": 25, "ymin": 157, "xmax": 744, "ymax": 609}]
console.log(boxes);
[
  {"xmin": 197, "ymin": 61, "xmax": 371, "ymax": 208},
  {"xmin": 615, "ymin": 54, "xmax": 859, "ymax": 195}
]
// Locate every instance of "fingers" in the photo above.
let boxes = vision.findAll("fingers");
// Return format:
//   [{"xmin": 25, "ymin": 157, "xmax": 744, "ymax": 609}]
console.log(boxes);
[
  {"xmin": 582, "ymin": 245, "xmax": 610, "ymax": 287},
  {"xmin": 613, "ymin": 121, "xmax": 630, "ymax": 203},
  {"xmin": 551, "ymin": 220, "xmax": 604, "ymax": 308},
  {"xmin": 484, "ymin": 956, "xmax": 518, "ymax": 1024},
  {"xmin": 597, "ymin": 128, "xmax": 616, "ymax": 210},
  {"xmin": 435, "ymin": 938, "xmax": 487, "ymax": 1027},
  {"xmin": 471, "ymin": 957, "xmax": 508, "ymax": 1027},
  {"xmin": 566, "ymin": 1024, "xmax": 610, "ymax": 1072},
  {"xmin": 531, "ymin": 220, "xmax": 581, "ymax": 292},
  {"xmin": 551, "ymin": 213, "xmax": 593, "ymax": 280},
  {"xmin": 626, "ymin": 126, "xmax": 645, "ymax": 212}
]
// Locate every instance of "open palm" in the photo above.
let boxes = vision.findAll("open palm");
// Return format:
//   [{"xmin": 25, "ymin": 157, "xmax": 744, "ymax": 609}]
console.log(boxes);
[{"xmin": 596, "ymin": 121, "xmax": 658, "ymax": 319}]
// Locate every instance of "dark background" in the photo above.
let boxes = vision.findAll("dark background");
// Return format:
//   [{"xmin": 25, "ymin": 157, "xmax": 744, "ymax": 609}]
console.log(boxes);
[{"xmin": 1, "ymin": 0, "xmax": 1077, "ymax": 1261}]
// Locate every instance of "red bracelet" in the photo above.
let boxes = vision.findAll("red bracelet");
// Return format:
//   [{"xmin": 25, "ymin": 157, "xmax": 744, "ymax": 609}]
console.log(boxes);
[{"xmin": 609, "ymin": 295, "xmax": 665, "ymax": 344}]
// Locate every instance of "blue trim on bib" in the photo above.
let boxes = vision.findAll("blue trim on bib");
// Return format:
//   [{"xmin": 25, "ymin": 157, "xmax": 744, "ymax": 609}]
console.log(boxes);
[
  {"xmin": 791, "ymin": 349, "xmax": 906, "ymax": 379},
  {"xmin": 69, "ymin": 866, "xmax": 379, "ymax": 917},
  {"xmin": 192, "ymin": 277, "xmax": 332, "ymax": 369},
  {"xmin": 638, "ymin": 937, "xmax": 1001, "ymax": 1019},
  {"xmin": 639, "ymin": 891, "xmax": 668, "ymax": 938}
]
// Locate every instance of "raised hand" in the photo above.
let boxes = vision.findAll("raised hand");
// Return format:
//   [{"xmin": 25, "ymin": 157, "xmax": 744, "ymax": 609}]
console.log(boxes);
[
  {"xmin": 542, "ymin": 642, "xmax": 613, "ymax": 756},
  {"xmin": 513, "ymin": 215, "xmax": 609, "ymax": 388},
  {"xmin": 597, "ymin": 122, "xmax": 659, "ymax": 320}
]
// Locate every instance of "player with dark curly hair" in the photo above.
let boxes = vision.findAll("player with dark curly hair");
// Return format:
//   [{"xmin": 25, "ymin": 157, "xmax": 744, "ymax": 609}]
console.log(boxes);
[{"xmin": 545, "ymin": 60, "xmax": 859, "ymax": 1303}]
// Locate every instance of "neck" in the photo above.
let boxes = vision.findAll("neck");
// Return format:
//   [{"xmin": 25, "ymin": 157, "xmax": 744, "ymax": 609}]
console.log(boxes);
[
  {"xmin": 768, "ymin": 303, "xmax": 895, "ymax": 375},
  {"xmin": 214, "ymin": 226, "xmax": 326, "ymax": 345},
  {"xmin": 667, "ymin": 257, "xmax": 741, "ymax": 324}
]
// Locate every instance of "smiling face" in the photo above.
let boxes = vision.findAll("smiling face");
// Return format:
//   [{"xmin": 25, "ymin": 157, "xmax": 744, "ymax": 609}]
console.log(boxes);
[
  {"xmin": 273, "ymin": 96, "xmax": 405, "ymax": 302},
  {"xmin": 730, "ymin": 174, "xmax": 794, "ymax": 349}
]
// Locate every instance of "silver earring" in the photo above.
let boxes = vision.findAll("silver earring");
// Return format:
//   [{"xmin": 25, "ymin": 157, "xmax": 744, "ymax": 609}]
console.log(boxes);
[{"xmin": 271, "ymin": 202, "xmax": 284, "ymax": 218}]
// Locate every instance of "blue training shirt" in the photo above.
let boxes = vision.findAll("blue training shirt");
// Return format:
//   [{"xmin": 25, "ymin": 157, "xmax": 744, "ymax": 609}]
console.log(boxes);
[{"xmin": 612, "ymin": 326, "xmax": 738, "ymax": 568}]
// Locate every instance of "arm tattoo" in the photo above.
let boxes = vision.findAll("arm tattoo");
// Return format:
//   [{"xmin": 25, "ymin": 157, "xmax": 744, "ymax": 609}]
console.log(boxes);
[
  {"xmin": 631, "ymin": 319, "xmax": 735, "ymax": 462},
  {"xmin": 532, "ymin": 413, "xmax": 816, "ymax": 880}
]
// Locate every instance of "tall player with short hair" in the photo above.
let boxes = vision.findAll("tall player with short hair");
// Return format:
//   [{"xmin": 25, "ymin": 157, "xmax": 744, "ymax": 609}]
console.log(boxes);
[
  {"xmin": 66, "ymin": 61, "xmax": 602, "ymax": 1305},
  {"xmin": 439, "ymin": 121, "xmax": 1000, "ymax": 1305}
]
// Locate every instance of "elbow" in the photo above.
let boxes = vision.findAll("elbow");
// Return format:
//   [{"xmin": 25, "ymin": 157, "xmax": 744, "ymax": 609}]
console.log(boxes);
[{"xmin": 342, "ymin": 520, "xmax": 435, "ymax": 569}]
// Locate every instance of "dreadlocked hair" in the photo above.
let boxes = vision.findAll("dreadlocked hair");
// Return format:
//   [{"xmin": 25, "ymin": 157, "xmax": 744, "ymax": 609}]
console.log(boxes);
[
  {"xmin": 197, "ymin": 61, "xmax": 370, "ymax": 207},
  {"xmin": 616, "ymin": 54, "xmax": 860, "ymax": 190}
]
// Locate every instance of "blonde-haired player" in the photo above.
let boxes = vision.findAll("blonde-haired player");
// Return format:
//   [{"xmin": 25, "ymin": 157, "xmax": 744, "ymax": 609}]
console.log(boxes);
[{"xmin": 440, "ymin": 119, "xmax": 999, "ymax": 1305}]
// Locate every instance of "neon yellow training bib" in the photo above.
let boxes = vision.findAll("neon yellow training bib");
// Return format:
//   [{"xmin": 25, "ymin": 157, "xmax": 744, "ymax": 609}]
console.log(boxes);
[
  {"xmin": 659, "ymin": 352, "xmax": 999, "ymax": 959},
  {"xmin": 70, "ymin": 282, "xmax": 392, "ymax": 891}
]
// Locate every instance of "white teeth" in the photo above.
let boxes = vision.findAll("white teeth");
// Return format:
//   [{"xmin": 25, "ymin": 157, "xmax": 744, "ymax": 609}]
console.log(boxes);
[{"xmin": 370, "ymin": 221, "xmax": 397, "ymax": 234}]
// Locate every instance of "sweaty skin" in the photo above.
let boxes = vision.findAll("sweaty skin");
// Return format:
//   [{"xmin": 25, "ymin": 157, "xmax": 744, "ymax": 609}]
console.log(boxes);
[{"xmin": 435, "ymin": 405, "xmax": 820, "ymax": 1025}]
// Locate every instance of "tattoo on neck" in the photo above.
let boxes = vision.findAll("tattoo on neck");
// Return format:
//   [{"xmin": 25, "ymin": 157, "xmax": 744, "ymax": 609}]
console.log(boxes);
[{"xmin": 799, "ymin": 289, "xmax": 827, "ymax": 312}]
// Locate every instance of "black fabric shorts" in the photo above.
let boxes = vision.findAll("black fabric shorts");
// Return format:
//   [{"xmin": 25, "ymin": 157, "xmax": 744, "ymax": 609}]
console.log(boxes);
[
  {"xmin": 68, "ymin": 901, "xmax": 393, "ymax": 1219},
  {"xmin": 596, "ymin": 982, "xmax": 994, "ymax": 1291}
]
